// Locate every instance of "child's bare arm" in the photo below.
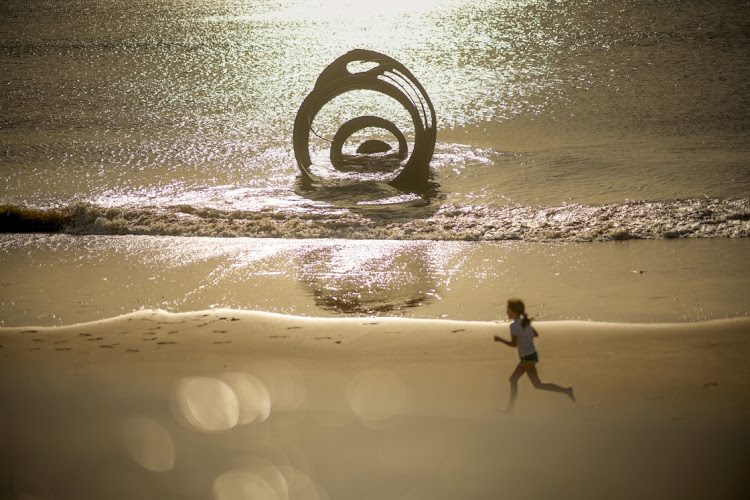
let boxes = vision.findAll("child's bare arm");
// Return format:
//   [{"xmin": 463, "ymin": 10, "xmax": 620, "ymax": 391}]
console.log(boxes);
[{"xmin": 494, "ymin": 335, "xmax": 517, "ymax": 347}]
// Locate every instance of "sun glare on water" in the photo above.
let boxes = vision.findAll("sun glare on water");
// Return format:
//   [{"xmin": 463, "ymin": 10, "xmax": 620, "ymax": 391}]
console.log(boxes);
[
  {"xmin": 206, "ymin": 0, "xmax": 445, "ymax": 23},
  {"xmin": 289, "ymin": 0, "xmax": 444, "ymax": 19}
]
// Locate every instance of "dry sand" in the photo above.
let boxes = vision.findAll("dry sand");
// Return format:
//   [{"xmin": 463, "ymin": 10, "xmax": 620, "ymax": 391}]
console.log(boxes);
[{"xmin": 1, "ymin": 310, "xmax": 749, "ymax": 499}]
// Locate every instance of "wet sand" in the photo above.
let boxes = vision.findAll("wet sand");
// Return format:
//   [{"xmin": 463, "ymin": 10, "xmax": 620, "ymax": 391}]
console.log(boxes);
[
  {"xmin": 2, "ymin": 235, "xmax": 749, "ymax": 327},
  {"xmin": 1, "ymin": 310, "xmax": 749, "ymax": 499}
]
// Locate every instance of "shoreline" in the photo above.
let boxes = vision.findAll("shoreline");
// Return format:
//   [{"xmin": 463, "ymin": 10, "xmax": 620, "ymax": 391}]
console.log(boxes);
[
  {"xmin": 2, "ymin": 234, "xmax": 749, "ymax": 327},
  {"xmin": 3, "ymin": 305, "xmax": 750, "ymax": 333}
]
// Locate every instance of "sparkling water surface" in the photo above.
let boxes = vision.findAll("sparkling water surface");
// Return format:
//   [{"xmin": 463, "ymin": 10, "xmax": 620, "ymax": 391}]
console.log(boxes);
[
  {"xmin": 2, "ymin": 0, "xmax": 748, "ymax": 236},
  {"xmin": 1, "ymin": 0, "xmax": 749, "ymax": 322}
]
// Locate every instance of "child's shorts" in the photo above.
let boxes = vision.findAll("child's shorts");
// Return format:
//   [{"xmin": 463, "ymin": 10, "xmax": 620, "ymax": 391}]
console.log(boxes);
[{"xmin": 520, "ymin": 351, "xmax": 539, "ymax": 363}]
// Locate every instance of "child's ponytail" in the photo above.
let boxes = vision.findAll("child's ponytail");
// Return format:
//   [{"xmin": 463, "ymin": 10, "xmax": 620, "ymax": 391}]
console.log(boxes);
[
  {"xmin": 521, "ymin": 312, "xmax": 532, "ymax": 328},
  {"xmin": 507, "ymin": 298, "xmax": 533, "ymax": 328}
]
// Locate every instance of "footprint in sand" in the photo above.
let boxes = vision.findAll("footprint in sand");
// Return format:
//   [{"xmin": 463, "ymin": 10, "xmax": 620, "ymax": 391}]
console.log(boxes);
[
  {"xmin": 99, "ymin": 345, "xmax": 114, "ymax": 349},
  {"xmin": 157, "ymin": 341, "xmax": 175, "ymax": 345},
  {"xmin": 21, "ymin": 330, "xmax": 38, "ymax": 334},
  {"xmin": 286, "ymin": 326, "xmax": 302, "ymax": 330},
  {"xmin": 87, "ymin": 337, "xmax": 104, "ymax": 341},
  {"xmin": 452, "ymin": 329, "xmax": 465, "ymax": 333},
  {"xmin": 55, "ymin": 347, "xmax": 71, "ymax": 351},
  {"xmin": 126, "ymin": 349, "xmax": 139, "ymax": 353}
]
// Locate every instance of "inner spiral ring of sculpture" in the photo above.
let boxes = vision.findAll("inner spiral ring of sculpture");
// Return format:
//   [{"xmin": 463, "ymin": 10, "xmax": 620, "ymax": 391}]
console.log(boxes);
[{"xmin": 293, "ymin": 49, "xmax": 437, "ymax": 189}]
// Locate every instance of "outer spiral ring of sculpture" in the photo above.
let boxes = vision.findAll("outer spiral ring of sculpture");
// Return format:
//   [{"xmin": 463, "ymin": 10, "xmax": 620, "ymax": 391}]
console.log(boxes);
[{"xmin": 293, "ymin": 49, "xmax": 436, "ymax": 189}]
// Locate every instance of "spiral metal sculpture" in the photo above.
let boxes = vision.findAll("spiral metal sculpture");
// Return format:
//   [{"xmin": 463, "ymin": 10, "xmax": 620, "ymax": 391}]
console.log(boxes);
[{"xmin": 293, "ymin": 49, "xmax": 436, "ymax": 189}]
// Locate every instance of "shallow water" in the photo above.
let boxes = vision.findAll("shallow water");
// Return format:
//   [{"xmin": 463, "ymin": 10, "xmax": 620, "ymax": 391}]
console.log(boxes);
[
  {"xmin": 2, "ymin": 234, "xmax": 748, "ymax": 326},
  {"xmin": 1, "ymin": 0, "xmax": 748, "ymax": 240}
]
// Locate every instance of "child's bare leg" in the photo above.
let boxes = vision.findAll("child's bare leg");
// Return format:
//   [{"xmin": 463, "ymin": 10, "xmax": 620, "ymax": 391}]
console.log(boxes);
[
  {"xmin": 504, "ymin": 363, "xmax": 526, "ymax": 413},
  {"xmin": 526, "ymin": 365, "xmax": 575, "ymax": 402}
]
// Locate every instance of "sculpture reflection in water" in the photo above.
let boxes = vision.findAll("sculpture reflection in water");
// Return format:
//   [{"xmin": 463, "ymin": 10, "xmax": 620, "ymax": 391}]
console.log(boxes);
[
  {"xmin": 293, "ymin": 49, "xmax": 437, "ymax": 191},
  {"xmin": 295, "ymin": 242, "xmax": 441, "ymax": 315}
]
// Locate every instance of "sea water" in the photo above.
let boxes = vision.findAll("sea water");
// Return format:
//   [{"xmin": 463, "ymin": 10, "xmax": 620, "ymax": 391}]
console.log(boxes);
[
  {"xmin": 1, "ymin": 0, "xmax": 749, "ymax": 323},
  {"xmin": 2, "ymin": 0, "xmax": 748, "ymax": 237}
]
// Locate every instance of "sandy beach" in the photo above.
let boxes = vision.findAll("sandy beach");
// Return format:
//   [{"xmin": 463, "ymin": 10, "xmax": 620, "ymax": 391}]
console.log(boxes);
[{"xmin": 2, "ymin": 310, "xmax": 749, "ymax": 499}]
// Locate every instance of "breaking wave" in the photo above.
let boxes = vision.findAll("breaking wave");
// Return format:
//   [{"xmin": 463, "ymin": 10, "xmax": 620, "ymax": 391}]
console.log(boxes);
[{"xmin": 2, "ymin": 197, "xmax": 748, "ymax": 241}]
